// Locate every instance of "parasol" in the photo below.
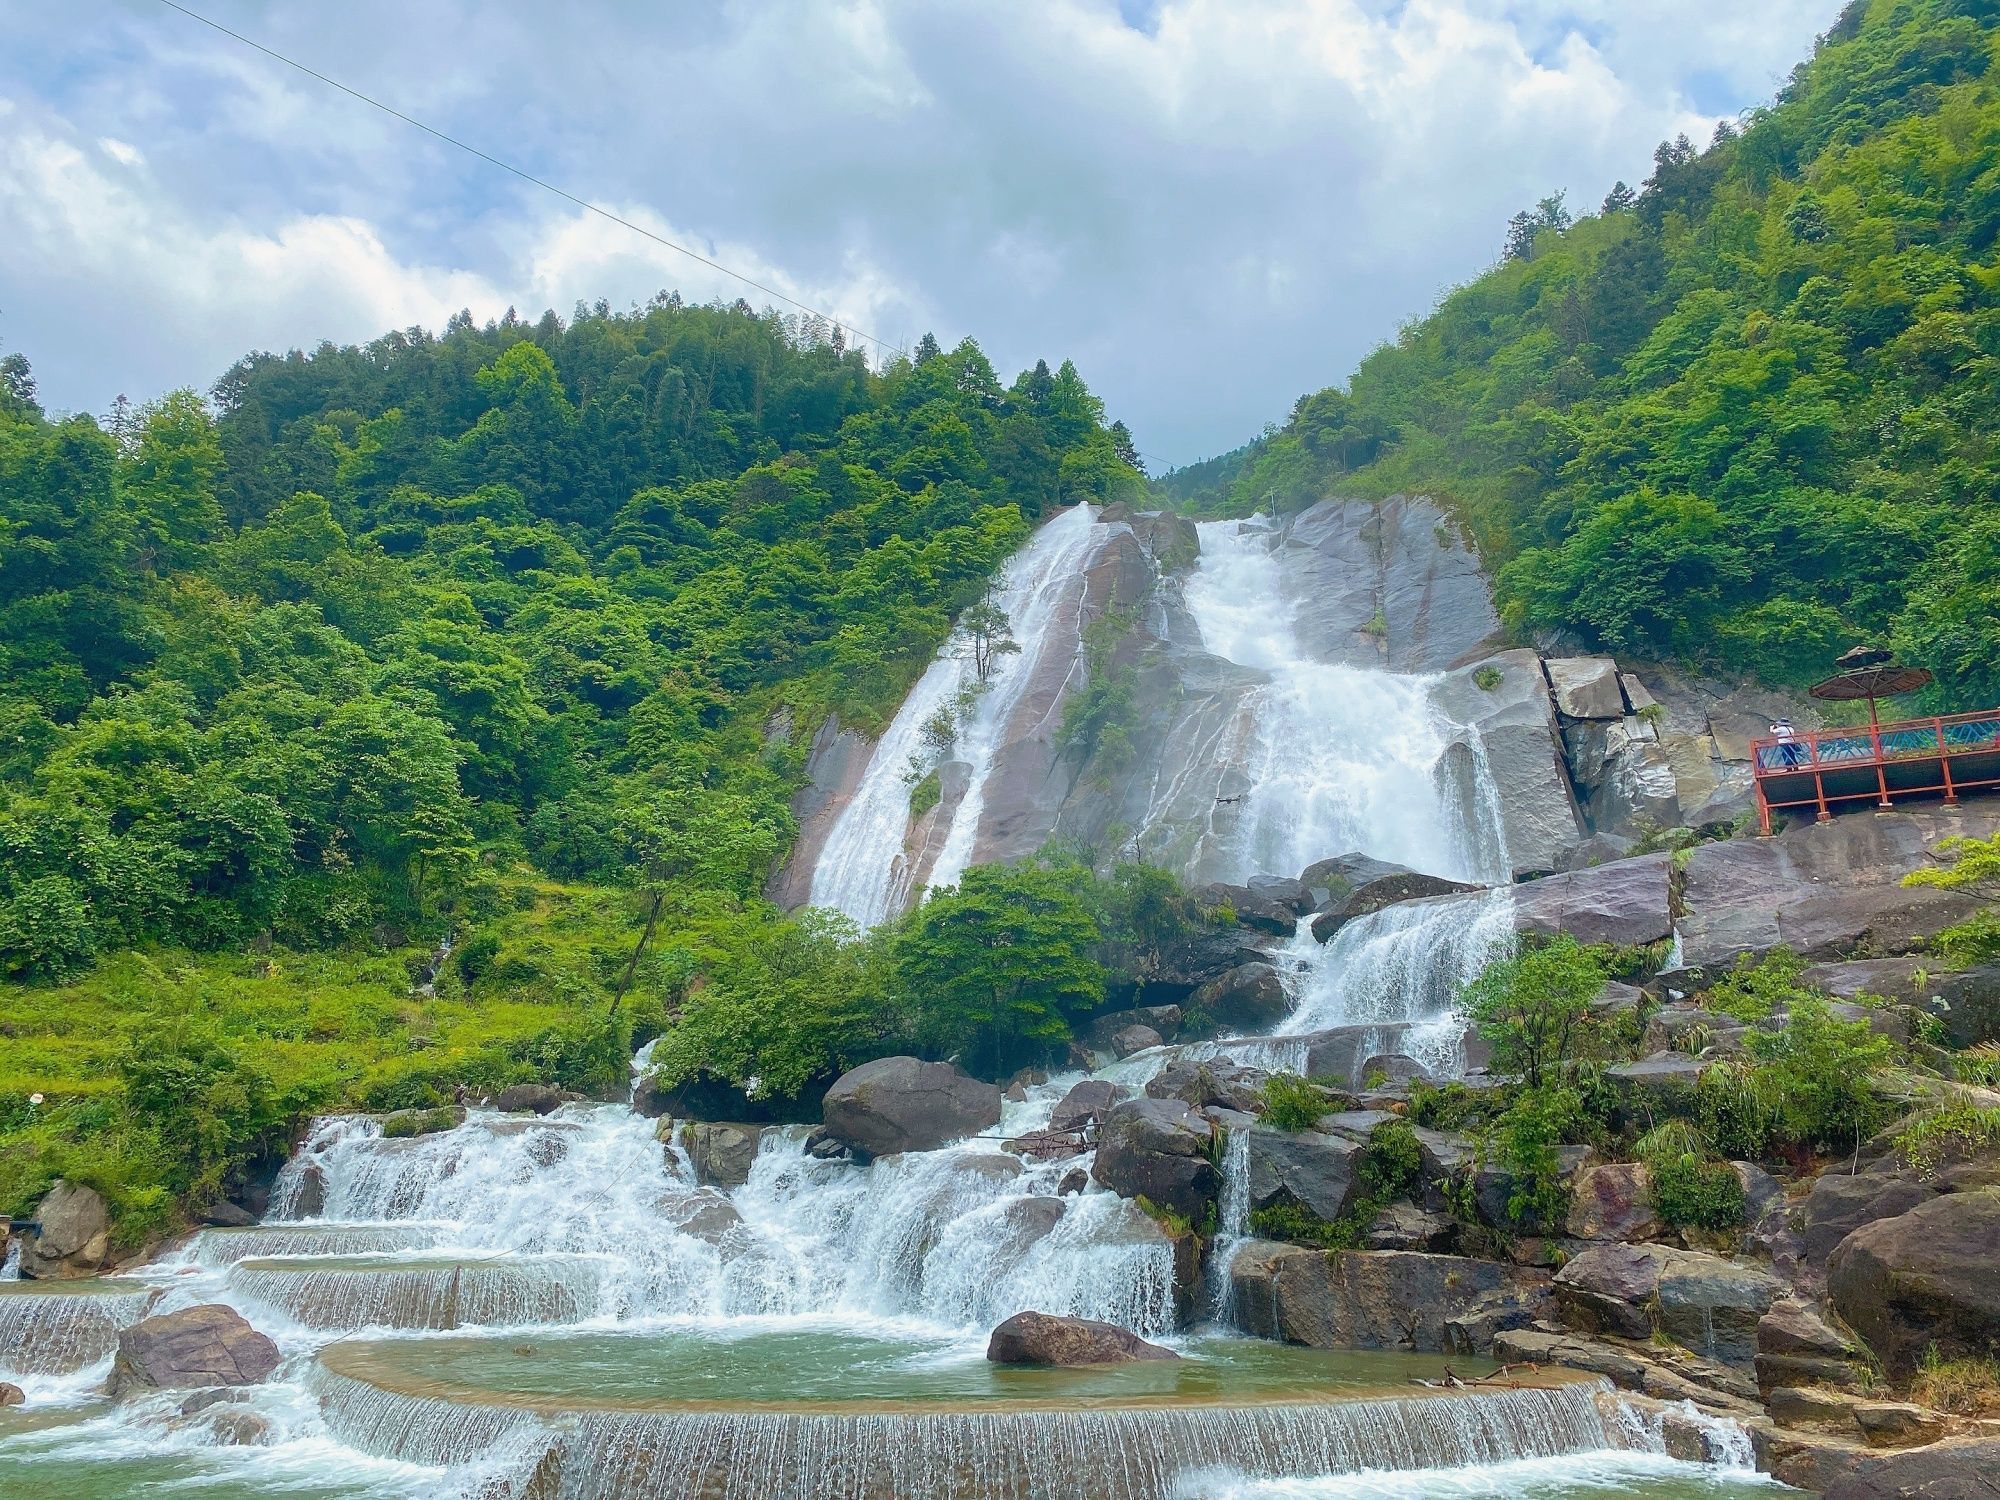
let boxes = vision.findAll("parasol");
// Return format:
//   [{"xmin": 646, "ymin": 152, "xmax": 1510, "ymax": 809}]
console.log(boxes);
[{"xmin": 1809, "ymin": 658, "xmax": 1933, "ymax": 728}]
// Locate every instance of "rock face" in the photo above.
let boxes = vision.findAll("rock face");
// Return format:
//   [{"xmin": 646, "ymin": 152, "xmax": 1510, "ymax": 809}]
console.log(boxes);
[
  {"xmin": 819, "ymin": 1057, "xmax": 1001, "ymax": 1159},
  {"xmin": 1828, "ymin": 1190, "xmax": 2000, "ymax": 1378},
  {"xmin": 1508, "ymin": 853, "xmax": 1675, "ymax": 949},
  {"xmin": 1189, "ymin": 963, "xmax": 1291, "ymax": 1030},
  {"xmin": 1545, "ymin": 657, "xmax": 1628, "ymax": 721},
  {"xmin": 1566, "ymin": 1162, "xmax": 1662, "ymax": 1242},
  {"xmin": 1431, "ymin": 648, "xmax": 1585, "ymax": 879},
  {"xmin": 677, "ymin": 1122, "xmax": 767, "ymax": 1190},
  {"xmin": 1247, "ymin": 1129, "xmax": 1365, "ymax": 1224},
  {"xmin": 985, "ymin": 1310, "xmax": 1178, "ymax": 1366},
  {"xmin": 1144, "ymin": 1058, "xmax": 1271, "ymax": 1115},
  {"xmin": 768, "ymin": 715, "xmax": 878, "ymax": 909},
  {"xmin": 18, "ymin": 1180, "xmax": 111, "ymax": 1279},
  {"xmin": 1555, "ymin": 1243, "xmax": 1780, "ymax": 1364},
  {"xmin": 1230, "ymin": 1244, "xmax": 1547, "ymax": 1354},
  {"xmin": 1091, "ymin": 1097, "xmax": 1220, "ymax": 1221},
  {"xmin": 1819, "ymin": 1438, "xmax": 2000, "ymax": 1499},
  {"xmin": 1676, "ymin": 808, "xmax": 2000, "ymax": 973},
  {"xmin": 112, "ymin": 1305, "xmax": 281, "ymax": 1395}
]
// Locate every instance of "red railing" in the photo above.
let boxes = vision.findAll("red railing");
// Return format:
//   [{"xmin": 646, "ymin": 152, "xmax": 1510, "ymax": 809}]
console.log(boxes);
[{"xmin": 1750, "ymin": 708, "xmax": 2000, "ymax": 833}]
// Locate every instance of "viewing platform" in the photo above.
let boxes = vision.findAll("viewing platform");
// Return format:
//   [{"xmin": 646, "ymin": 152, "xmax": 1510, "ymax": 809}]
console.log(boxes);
[{"xmin": 1752, "ymin": 709, "xmax": 2000, "ymax": 834}]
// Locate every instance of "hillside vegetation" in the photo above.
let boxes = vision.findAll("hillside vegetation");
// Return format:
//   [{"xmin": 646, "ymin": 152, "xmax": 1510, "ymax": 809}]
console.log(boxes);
[
  {"xmin": 0, "ymin": 302, "xmax": 1144, "ymax": 1229},
  {"xmin": 1211, "ymin": 0, "xmax": 2000, "ymax": 706}
]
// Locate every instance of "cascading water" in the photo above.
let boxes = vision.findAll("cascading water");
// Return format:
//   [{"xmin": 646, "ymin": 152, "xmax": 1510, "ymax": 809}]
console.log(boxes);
[{"xmin": 809, "ymin": 504, "xmax": 1109, "ymax": 927}]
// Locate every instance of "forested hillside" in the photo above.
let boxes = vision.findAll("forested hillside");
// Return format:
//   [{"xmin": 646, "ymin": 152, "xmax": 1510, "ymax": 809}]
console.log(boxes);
[
  {"xmin": 1211, "ymin": 0, "xmax": 2000, "ymax": 705},
  {"xmin": 0, "ymin": 301, "xmax": 1141, "ymax": 1227}
]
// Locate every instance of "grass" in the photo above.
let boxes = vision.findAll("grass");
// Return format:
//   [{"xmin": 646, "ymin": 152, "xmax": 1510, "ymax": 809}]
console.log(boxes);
[
  {"xmin": 0, "ymin": 863, "xmax": 666, "ymax": 1237},
  {"xmin": 1912, "ymin": 1347, "xmax": 2000, "ymax": 1416}
]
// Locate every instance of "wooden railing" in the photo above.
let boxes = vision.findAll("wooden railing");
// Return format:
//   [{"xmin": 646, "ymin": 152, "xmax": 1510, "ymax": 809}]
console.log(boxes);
[{"xmin": 1750, "ymin": 709, "xmax": 2000, "ymax": 832}]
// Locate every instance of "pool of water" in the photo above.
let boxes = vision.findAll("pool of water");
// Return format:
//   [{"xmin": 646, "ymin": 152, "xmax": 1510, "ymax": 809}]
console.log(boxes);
[{"xmin": 320, "ymin": 1326, "xmax": 1489, "ymax": 1410}]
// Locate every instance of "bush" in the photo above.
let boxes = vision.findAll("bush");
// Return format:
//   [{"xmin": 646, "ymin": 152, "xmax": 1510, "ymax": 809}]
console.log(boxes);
[
  {"xmin": 1706, "ymin": 948, "xmax": 1808, "ymax": 1023},
  {"xmin": 1463, "ymin": 934, "xmax": 1607, "ymax": 1088},
  {"xmin": 1492, "ymin": 1085, "xmax": 1583, "ymax": 1229},
  {"xmin": 1638, "ymin": 1119, "xmax": 1744, "ymax": 1230},
  {"xmin": 1248, "ymin": 1200, "xmax": 1354, "ymax": 1249},
  {"xmin": 1407, "ymin": 1079, "xmax": 1487, "ymax": 1132},
  {"xmin": 1893, "ymin": 1093, "xmax": 2000, "ymax": 1179},
  {"xmin": 1260, "ymin": 1072, "xmax": 1331, "ymax": 1131},
  {"xmin": 455, "ymin": 929, "xmax": 502, "ymax": 985},
  {"xmin": 1747, "ymin": 995, "xmax": 1895, "ymax": 1155},
  {"xmin": 1358, "ymin": 1118, "xmax": 1422, "ymax": 1202}
]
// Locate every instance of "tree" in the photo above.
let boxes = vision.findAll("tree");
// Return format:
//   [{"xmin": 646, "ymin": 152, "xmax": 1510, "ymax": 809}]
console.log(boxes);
[
  {"xmin": 955, "ymin": 594, "xmax": 1019, "ymax": 682},
  {"xmin": 889, "ymin": 863, "xmax": 1105, "ymax": 1075},
  {"xmin": 1601, "ymin": 180, "xmax": 1636, "ymax": 214},
  {"xmin": 1108, "ymin": 419, "xmax": 1143, "ymax": 473},
  {"xmin": 1461, "ymin": 934, "xmax": 1605, "ymax": 1089}
]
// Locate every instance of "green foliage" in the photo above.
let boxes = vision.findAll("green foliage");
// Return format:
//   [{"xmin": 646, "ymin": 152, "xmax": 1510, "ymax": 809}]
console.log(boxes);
[
  {"xmin": 1492, "ymin": 1085, "xmax": 1584, "ymax": 1229},
  {"xmin": 1407, "ymin": 1079, "xmax": 1489, "ymax": 1132},
  {"xmin": 1196, "ymin": 3, "xmax": 2000, "ymax": 704},
  {"xmin": 1746, "ymin": 994, "xmax": 1897, "ymax": 1154},
  {"xmin": 1893, "ymin": 1091, "xmax": 2000, "ymax": 1178},
  {"xmin": 1462, "ymin": 933, "xmax": 1607, "ymax": 1088},
  {"xmin": 907, "ymin": 768, "xmax": 942, "ymax": 818},
  {"xmin": 380, "ymin": 1106, "xmax": 462, "ymax": 1139},
  {"xmin": 1248, "ymin": 1200, "xmax": 1354, "ymax": 1249},
  {"xmin": 1636, "ymin": 1118, "xmax": 1745, "ymax": 1229},
  {"xmin": 1358, "ymin": 1118, "xmax": 1423, "ymax": 1203},
  {"xmin": 1473, "ymin": 665, "xmax": 1503, "ymax": 691},
  {"xmin": 1260, "ymin": 1072, "xmax": 1332, "ymax": 1131},
  {"xmin": 1706, "ymin": 947, "xmax": 1809, "ymax": 1023}
]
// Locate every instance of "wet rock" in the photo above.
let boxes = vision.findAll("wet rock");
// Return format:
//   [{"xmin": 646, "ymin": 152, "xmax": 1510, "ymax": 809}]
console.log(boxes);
[
  {"xmin": 1432, "ymin": 649, "xmax": 1586, "ymax": 879},
  {"xmin": 656, "ymin": 1189, "xmax": 743, "ymax": 1244},
  {"xmin": 1605, "ymin": 1053, "xmax": 1707, "ymax": 1109},
  {"xmin": 1144, "ymin": 1057, "xmax": 1270, "ymax": 1115},
  {"xmin": 1567, "ymin": 1162, "xmax": 1662, "ymax": 1242},
  {"xmin": 1087, "ymin": 1006, "xmax": 1182, "ymax": 1048},
  {"xmin": 112, "ymin": 1305, "xmax": 281, "ymax": 1395},
  {"xmin": 1231, "ymin": 1244, "xmax": 1548, "ymax": 1354},
  {"xmin": 199, "ymin": 1200, "xmax": 257, "ymax": 1229},
  {"xmin": 287, "ymin": 1161, "xmax": 327, "ymax": 1219},
  {"xmin": 1144, "ymin": 926, "xmax": 1273, "ymax": 998},
  {"xmin": 1107, "ymin": 1024, "xmax": 1164, "ymax": 1059},
  {"xmin": 1820, "ymin": 1437, "xmax": 2000, "ymax": 1499},
  {"xmin": 1357, "ymin": 1054, "xmax": 1428, "ymax": 1088},
  {"xmin": 495, "ymin": 1083, "xmax": 571, "ymax": 1115},
  {"xmin": 1546, "ymin": 656, "xmax": 1628, "ymax": 721},
  {"xmin": 1003, "ymin": 1128, "xmax": 1090, "ymax": 1162},
  {"xmin": 1799, "ymin": 1165, "xmax": 1943, "ymax": 1266},
  {"xmin": 1492, "ymin": 1328, "xmax": 1651, "ymax": 1390},
  {"xmin": 1091, "ymin": 1097, "xmax": 1220, "ymax": 1221},
  {"xmin": 1828, "ymin": 1189, "xmax": 2000, "ymax": 1379},
  {"xmin": 1048, "ymin": 1079, "xmax": 1127, "ymax": 1134},
  {"xmin": 0, "ymin": 1382, "xmax": 22, "ymax": 1407},
  {"xmin": 1247, "ymin": 1129, "xmax": 1365, "ymax": 1224},
  {"xmin": 1768, "ymin": 1384, "xmax": 1866, "ymax": 1433},
  {"xmin": 1202, "ymin": 883, "xmax": 1299, "ymax": 936},
  {"xmin": 1247, "ymin": 875, "xmax": 1313, "ymax": 913},
  {"xmin": 677, "ymin": 1121, "xmax": 767, "ymax": 1190},
  {"xmin": 379, "ymin": 1106, "xmax": 466, "ymax": 1139},
  {"xmin": 820, "ymin": 1057, "xmax": 1002, "ymax": 1159},
  {"xmin": 1412, "ymin": 1127, "xmax": 1475, "ymax": 1183},
  {"xmin": 1189, "ymin": 963, "xmax": 1291, "ymax": 1030},
  {"xmin": 1510, "ymin": 853, "xmax": 1675, "ymax": 949},
  {"xmin": 1563, "ymin": 832, "xmax": 1637, "ymax": 870},
  {"xmin": 18, "ymin": 1180, "xmax": 110, "ymax": 1278},
  {"xmin": 1310, "ymin": 871, "xmax": 1481, "ymax": 943},
  {"xmin": 986, "ymin": 1310, "xmax": 1179, "ymax": 1366},
  {"xmin": 1555, "ymin": 1243, "xmax": 1780, "ymax": 1364},
  {"xmin": 1057, "ymin": 1168, "xmax": 1089, "ymax": 1195},
  {"xmin": 997, "ymin": 1197, "xmax": 1067, "ymax": 1250},
  {"xmin": 1300, "ymin": 853, "xmax": 1412, "ymax": 908}
]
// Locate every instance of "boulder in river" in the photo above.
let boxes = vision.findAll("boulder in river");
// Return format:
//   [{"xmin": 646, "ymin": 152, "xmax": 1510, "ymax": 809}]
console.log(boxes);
[
  {"xmin": 0, "ymin": 1382, "xmax": 23, "ymax": 1407},
  {"xmin": 1048, "ymin": 1079, "xmax": 1127, "ymax": 1134},
  {"xmin": 1310, "ymin": 871, "xmax": 1481, "ymax": 943},
  {"xmin": 1106, "ymin": 1024, "xmax": 1164, "ymax": 1059},
  {"xmin": 819, "ymin": 1057, "xmax": 1001, "ymax": 1159},
  {"xmin": 1201, "ymin": 883, "xmax": 1299, "ymax": 935},
  {"xmin": 1247, "ymin": 1128, "xmax": 1365, "ymax": 1224},
  {"xmin": 1827, "ymin": 1189, "xmax": 2000, "ymax": 1379},
  {"xmin": 985, "ymin": 1310, "xmax": 1178, "ymax": 1366},
  {"xmin": 1188, "ymin": 963, "xmax": 1290, "ymax": 1030},
  {"xmin": 18, "ymin": 1180, "xmax": 111, "ymax": 1279},
  {"xmin": 1229, "ymin": 1243, "xmax": 1548, "ymax": 1354},
  {"xmin": 1091, "ymin": 1097, "xmax": 1220, "ymax": 1221},
  {"xmin": 112, "ymin": 1305, "xmax": 281, "ymax": 1395},
  {"xmin": 677, "ymin": 1121, "xmax": 767, "ymax": 1189},
  {"xmin": 494, "ymin": 1083, "xmax": 573, "ymax": 1114},
  {"xmin": 1144, "ymin": 1057, "xmax": 1271, "ymax": 1115}
]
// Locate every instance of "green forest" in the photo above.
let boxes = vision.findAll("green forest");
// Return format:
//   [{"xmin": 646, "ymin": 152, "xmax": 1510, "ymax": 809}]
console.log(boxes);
[
  {"xmin": 1199, "ymin": 0, "xmax": 2000, "ymax": 707},
  {"xmin": 0, "ymin": 302, "xmax": 1145, "ymax": 1230}
]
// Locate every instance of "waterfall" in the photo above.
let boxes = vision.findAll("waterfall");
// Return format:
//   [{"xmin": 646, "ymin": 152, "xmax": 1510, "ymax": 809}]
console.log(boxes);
[
  {"xmin": 1204, "ymin": 1127, "xmax": 1253, "ymax": 1323},
  {"xmin": 309, "ymin": 1366, "xmax": 1673, "ymax": 1500},
  {"xmin": 0, "ymin": 1284, "xmax": 160, "ymax": 1377},
  {"xmin": 809, "ymin": 504, "xmax": 1109, "ymax": 926}
]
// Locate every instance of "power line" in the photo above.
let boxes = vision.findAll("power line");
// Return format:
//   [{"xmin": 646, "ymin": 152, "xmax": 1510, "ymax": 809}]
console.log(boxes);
[{"xmin": 151, "ymin": 0, "xmax": 908, "ymax": 359}]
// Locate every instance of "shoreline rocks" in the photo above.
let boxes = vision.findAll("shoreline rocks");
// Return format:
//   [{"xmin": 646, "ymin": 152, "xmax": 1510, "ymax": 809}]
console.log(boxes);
[{"xmin": 985, "ymin": 1310, "xmax": 1178, "ymax": 1366}]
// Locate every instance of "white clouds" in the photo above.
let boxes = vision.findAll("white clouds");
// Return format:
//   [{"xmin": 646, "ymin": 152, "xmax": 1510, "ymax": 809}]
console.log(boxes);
[{"xmin": 0, "ymin": 0, "xmax": 1844, "ymax": 456}]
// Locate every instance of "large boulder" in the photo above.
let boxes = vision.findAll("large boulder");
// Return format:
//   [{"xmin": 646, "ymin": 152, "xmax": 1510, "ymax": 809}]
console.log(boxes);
[
  {"xmin": 1189, "ymin": 963, "xmax": 1291, "ymax": 1029},
  {"xmin": 1048, "ymin": 1079, "xmax": 1127, "ymax": 1134},
  {"xmin": 1567, "ymin": 1162, "xmax": 1663, "ymax": 1242},
  {"xmin": 1432, "ymin": 649, "xmax": 1586, "ymax": 879},
  {"xmin": 1091, "ymin": 1097, "xmax": 1220, "ymax": 1221},
  {"xmin": 1299, "ymin": 853, "xmax": 1412, "ymax": 909},
  {"xmin": 1230, "ymin": 1244, "xmax": 1548, "ymax": 1353},
  {"xmin": 1546, "ymin": 656, "xmax": 1628, "ymax": 721},
  {"xmin": 985, "ymin": 1310, "xmax": 1177, "ymax": 1366},
  {"xmin": 1087, "ymin": 1006, "xmax": 1182, "ymax": 1048},
  {"xmin": 1310, "ymin": 871, "xmax": 1482, "ymax": 943},
  {"xmin": 676, "ymin": 1121, "xmax": 767, "ymax": 1189},
  {"xmin": 1820, "ymin": 1438, "xmax": 2000, "ymax": 1499},
  {"xmin": 819, "ymin": 1057, "xmax": 1001, "ymax": 1159},
  {"xmin": 112, "ymin": 1305, "xmax": 281, "ymax": 1395},
  {"xmin": 1144, "ymin": 1057, "xmax": 1271, "ymax": 1115},
  {"xmin": 18, "ymin": 1180, "xmax": 112, "ymax": 1279},
  {"xmin": 493, "ymin": 1082, "xmax": 574, "ymax": 1114},
  {"xmin": 1202, "ymin": 883, "xmax": 1299, "ymax": 936},
  {"xmin": 1555, "ymin": 1243, "xmax": 1780, "ymax": 1364},
  {"xmin": 1509, "ymin": 853, "xmax": 1675, "ymax": 949},
  {"xmin": 1828, "ymin": 1190, "xmax": 2000, "ymax": 1378},
  {"xmin": 1247, "ymin": 1129, "xmax": 1365, "ymax": 1224}
]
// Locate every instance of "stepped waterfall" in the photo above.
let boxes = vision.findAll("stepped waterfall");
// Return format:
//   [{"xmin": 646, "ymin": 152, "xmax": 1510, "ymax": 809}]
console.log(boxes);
[{"xmin": 0, "ymin": 506, "xmax": 1761, "ymax": 1499}]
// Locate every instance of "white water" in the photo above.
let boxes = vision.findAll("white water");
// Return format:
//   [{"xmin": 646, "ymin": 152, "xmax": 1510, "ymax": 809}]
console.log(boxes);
[
  {"xmin": 809, "ymin": 503, "xmax": 1108, "ymax": 926},
  {"xmin": 1159, "ymin": 517, "xmax": 1506, "ymax": 889}
]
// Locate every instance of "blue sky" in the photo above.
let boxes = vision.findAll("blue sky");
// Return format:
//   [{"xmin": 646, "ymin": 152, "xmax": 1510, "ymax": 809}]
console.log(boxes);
[{"xmin": 0, "ymin": 0, "xmax": 1842, "ymax": 467}]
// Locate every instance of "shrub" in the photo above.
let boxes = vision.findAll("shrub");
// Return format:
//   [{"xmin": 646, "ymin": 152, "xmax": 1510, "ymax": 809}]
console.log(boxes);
[
  {"xmin": 1463, "ymin": 934, "xmax": 1606, "ymax": 1088},
  {"xmin": 1893, "ymin": 1093, "xmax": 2000, "ymax": 1179},
  {"xmin": 1706, "ymin": 948, "xmax": 1809, "ymax": 1023},
  {"xmin": 455, "ymin": 930, "xmax": 502, "ymax": 985},
  {"xmin": 1911, "ymin": 1347, "xmax": 2000, "ymax": 1416},
  {"xmin": 1407, "ymin": 1080, "xmax": 1486, "ymax": 1132},
  {"xmin": 1473, "ymin": 665, "xmax": 1503, "ymax": 691},
  {"xmin": 1248, "ymin": 1200, "xmax": 1354, "ymax": 1249},
  {"xmin": 1747, "ymin": 995, "xmax": 1895, "ymax": 1154},
  {"xmin": 1493, "ymin": 1085, "xmax": 1583, "ymax": 1229},
  {"xmin": 1358, "ymin": 1118, "xmax": 1422, "ymax": 1202},
  {"xmin": 1260, "ymin": 1072, "xmax": 1331, "ymax": 1132},
  {"xmin": 1637, "ymin": 1119, "xmax": 1743, "ymax": 1230}
]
